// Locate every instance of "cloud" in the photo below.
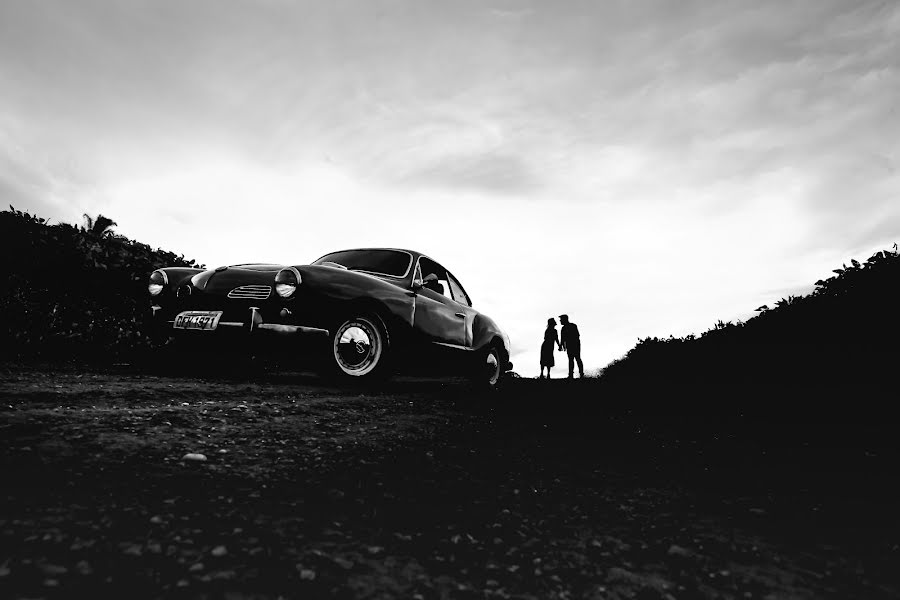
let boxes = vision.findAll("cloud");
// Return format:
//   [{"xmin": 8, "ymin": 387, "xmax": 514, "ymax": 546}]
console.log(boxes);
[
  {"xmin": 400, "ymin": 151, "xmax": 541, "ymax": 194},
  {"xmin": 0, "ymin": 124, "xmax": 86, "ymax": 219}
]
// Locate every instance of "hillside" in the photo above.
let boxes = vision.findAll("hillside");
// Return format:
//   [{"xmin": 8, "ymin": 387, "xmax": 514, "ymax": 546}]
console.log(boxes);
[
  {"xmin": 599, "ymin": 242, "xmax": 900, "ymax": 398},
  {"xmin": 0, "ymin": 207, "xmax": 202, "ymax": 361}
]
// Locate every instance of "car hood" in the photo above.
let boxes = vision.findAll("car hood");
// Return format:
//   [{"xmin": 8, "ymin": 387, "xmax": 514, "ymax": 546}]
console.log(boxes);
[
  {"xmin": 191, "ymin": 264, "xmax": 285, "ymax": 294},
  {"xmin": 193, "ymin": 262, "xmax": 409, "ymax": 295},
  {"xmin": 230, "ymin": 263, "xmax": 285, "ymax": 272}
]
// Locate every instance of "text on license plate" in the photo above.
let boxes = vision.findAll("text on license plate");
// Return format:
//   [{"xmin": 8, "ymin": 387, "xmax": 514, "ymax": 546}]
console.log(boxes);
[{"xmin": 173, "ymin": 311, "xmax": 223, "ymax": 331}]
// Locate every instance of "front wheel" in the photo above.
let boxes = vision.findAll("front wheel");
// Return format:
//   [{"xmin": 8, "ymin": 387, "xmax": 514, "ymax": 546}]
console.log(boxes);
[{"xmin": 328, "ymin": 314, "xmax": 391, "ymax": 380}]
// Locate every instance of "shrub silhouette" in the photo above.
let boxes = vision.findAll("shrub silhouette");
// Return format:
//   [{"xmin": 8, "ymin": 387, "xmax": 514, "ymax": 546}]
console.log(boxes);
[
  {"xmin": 0, "ymin": 206, "xmax": 202, "ymax": 361},
  {"xmin": 600, "ymin": 243, "xmax": 900, "ymax": 396}
]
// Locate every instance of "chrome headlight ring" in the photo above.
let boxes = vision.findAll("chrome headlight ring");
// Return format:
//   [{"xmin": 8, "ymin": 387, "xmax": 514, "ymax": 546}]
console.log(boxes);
[
  {"xmin": 274, "ymin": 267, "xmax": 302, "ymax": 298},
  {"xmin": 148, "ymin": 270, "xmax": 168, "ymax": 296}
]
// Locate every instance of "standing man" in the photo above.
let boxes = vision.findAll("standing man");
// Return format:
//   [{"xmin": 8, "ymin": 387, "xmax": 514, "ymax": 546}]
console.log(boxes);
[{"xmin": 559, "ymin": 314, "xmax": 584, "ymax": 379}]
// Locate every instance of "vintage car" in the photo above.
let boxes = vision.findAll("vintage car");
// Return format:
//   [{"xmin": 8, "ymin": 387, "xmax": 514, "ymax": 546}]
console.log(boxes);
[{"xmin": 148, "ymin": 248, "xmax": 513, "ymax": 387}]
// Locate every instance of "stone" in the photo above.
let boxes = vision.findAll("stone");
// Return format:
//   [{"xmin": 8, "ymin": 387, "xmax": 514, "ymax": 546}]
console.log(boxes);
[{"xmin": 667, "ymin": 544, "xmax": 693, "ymax": 557}]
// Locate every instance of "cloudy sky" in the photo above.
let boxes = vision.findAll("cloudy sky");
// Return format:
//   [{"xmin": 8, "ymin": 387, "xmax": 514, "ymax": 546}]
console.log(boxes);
[{"xmin": 2, "ymin": 0, "xmax": 898, "ymax": 375}]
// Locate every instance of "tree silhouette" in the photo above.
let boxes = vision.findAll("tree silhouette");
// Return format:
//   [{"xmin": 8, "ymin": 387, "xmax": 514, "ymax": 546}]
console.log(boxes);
[{"xmin": 82, "ymin": 213, "xmax": 118, "ymax": 237}]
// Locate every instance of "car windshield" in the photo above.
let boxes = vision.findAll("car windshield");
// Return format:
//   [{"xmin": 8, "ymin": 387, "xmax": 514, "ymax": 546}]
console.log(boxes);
[{"xmin": 312, "ymin": 249, "xmax": 412, "ymax": 278}]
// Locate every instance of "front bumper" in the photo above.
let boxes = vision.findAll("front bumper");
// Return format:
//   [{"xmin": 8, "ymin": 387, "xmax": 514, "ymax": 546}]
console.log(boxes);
[{"xmin": 151, "ymin": 305, "xmax": 330, "ymax": 339}]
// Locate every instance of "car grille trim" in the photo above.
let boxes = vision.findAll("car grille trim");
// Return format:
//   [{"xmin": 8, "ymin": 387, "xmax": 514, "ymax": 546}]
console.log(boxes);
[{"xmin": 227, "ymin": 285, "xmax": 272, "ymax": 300}]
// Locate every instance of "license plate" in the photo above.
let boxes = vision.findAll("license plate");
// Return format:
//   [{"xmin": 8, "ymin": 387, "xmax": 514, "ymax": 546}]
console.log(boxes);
[{"xmin": 173, "ymin": 311, "xmax": 223, "ymax": 331}]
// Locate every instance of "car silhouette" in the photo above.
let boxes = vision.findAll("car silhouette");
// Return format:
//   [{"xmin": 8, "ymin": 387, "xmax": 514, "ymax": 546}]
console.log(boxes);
[{"xmin": 148, "ymin": 248, "xmax": 512, "ymax": 387}]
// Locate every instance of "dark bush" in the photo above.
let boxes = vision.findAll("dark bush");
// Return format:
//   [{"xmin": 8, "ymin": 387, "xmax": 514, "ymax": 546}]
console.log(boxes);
[
  {"xmin": 0, "ymin": 206, "xmax": 202, "ymax": 362},
  {"xmin": 600, "ymin": 243, "xmax": 900, "ymax": 400}
]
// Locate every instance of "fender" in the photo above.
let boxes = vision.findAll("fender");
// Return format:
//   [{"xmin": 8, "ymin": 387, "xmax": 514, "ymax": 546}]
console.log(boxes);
[
  {"xmin": 294, "ymin": 265, "xmax": 415, "ymax": 329},
  {"xmin": 472, "ymin": 313, "xmax": 510, "ymax": 356},
  {"xmin": 156, "ymin": 267, "xmax": 204, "ymax": 295}
]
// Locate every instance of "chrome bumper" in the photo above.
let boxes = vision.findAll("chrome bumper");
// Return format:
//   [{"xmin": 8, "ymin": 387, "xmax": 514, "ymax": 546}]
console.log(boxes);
[
  {"xmin": 215, "ymin": 321, "xmax": 330, "ymax": 337},
  {"xmin": 152, "ymin": 305, "xmax": 329, "ymax": 338}
]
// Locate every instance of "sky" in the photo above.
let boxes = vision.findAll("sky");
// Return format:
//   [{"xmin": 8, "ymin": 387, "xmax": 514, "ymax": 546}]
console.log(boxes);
[{"xmin": 1, "ymin": 0, "xmax": 898, "ymax": 376}]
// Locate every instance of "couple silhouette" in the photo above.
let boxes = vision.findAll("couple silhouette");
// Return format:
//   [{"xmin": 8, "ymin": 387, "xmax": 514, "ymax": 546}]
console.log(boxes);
[{"xmin": 540, "ymin": 314, "xmax": 584, "ymax": 379}]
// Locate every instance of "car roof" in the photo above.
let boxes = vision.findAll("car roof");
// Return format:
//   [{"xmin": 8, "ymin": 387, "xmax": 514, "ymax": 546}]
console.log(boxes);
[
  {"xmin": 315, "ymin": 248, "xmax": 424, "ymax": 263},
  {"xmin": 321, "ymin": 247, "xmax": 421, "ymax": 256}
]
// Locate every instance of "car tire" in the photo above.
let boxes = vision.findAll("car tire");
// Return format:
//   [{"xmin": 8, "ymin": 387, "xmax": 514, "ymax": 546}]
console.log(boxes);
[
  {"xmin": 328, "ymin": 313, "xmax": 391, "ymax": 380},
  {"xmin": 473, "ymin": 343, "xmax": 505, "ymax": 392}
]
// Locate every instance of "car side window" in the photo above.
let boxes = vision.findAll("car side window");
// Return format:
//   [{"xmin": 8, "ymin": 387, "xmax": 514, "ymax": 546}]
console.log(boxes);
[
  {"xmin": 446, "ymin": 272, "xmax": 471, "ymax": 307},
  {"xmin": 417, "ymin": 257, "xmax": 452, "ymax": 300}
]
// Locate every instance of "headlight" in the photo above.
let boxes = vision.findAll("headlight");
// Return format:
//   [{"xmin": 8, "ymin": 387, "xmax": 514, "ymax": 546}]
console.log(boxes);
[
  {"xmin": 148, "ymin": 270, "xmax": 167, "ymax": 296},
  {"xmin": 275, "ymin": 267, "xmax": 301, "ymax": 298}
]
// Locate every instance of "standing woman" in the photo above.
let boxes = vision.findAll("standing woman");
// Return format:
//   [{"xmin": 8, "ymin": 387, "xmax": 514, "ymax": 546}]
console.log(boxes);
[{"xmin": 540, "ymin": 318, "xmax": 561, "ymax": 379}]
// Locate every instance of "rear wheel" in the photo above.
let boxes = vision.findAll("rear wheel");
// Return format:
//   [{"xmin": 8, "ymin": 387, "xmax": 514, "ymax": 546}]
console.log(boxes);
[
  {"xmin": 473, "ymin": 343, "xmax": 505, "ymax": 391},
  {"xmin": 329, "ymin": 314, "xmax": 391, "ymax": 380}
]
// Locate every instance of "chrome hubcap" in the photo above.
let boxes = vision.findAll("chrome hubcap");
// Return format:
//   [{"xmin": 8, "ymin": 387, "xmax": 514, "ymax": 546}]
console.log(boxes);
[
  {"xmin": 334, "ymin": 319, "xmax": 380, "ymax": 375},
  {"xmin": 486, "ymin": 350, "xmax": 500, "ymax": 386}
]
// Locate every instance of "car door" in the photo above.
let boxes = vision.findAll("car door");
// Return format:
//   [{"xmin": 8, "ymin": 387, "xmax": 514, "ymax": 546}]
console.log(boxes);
[
  {"xmin": 445, "ymin": 269, "xmax": 477, "ymax": 347},
  {"xmin": 412, "ymin": 257, "xmax": 467, "ymax": 347}
]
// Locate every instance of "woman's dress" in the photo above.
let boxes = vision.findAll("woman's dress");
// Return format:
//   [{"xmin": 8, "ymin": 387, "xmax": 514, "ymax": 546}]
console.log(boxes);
[{"xmin": 540, "ymin": 328, "xmax": 558, "ymax": 367}]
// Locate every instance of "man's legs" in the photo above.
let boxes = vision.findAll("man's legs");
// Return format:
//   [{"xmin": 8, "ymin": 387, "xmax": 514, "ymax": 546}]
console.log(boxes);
[{"xmin": 568, "ymin": 347, "xmax": 583, "ymax": 378}]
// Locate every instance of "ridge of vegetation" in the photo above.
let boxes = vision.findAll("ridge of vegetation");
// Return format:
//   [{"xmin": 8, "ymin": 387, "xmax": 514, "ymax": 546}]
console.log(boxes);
[
  {"xmin": 599, "ymin": 241, "xmax": 900, "ymax": 396},
  {"xmin": 0, "ymin": 206, "xmax": 202, "ymax": 361}
]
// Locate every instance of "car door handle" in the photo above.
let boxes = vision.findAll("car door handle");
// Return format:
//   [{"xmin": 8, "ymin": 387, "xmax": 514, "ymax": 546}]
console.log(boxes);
[{"xmin": 454, "ymin": 312, "xmax": 465, "ymax": 318}]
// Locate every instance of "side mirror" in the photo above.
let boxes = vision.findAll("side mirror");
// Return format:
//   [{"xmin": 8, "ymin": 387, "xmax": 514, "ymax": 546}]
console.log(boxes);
[{"xmin": 413, "ymin": 273, "xmax": 439, "ymax": 292}]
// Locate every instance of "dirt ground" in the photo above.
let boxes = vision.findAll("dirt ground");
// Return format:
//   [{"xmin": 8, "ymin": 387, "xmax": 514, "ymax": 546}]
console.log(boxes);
[{"xmin": 1, "ymin": 365, "xmax": 897, "ymax": 599}]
